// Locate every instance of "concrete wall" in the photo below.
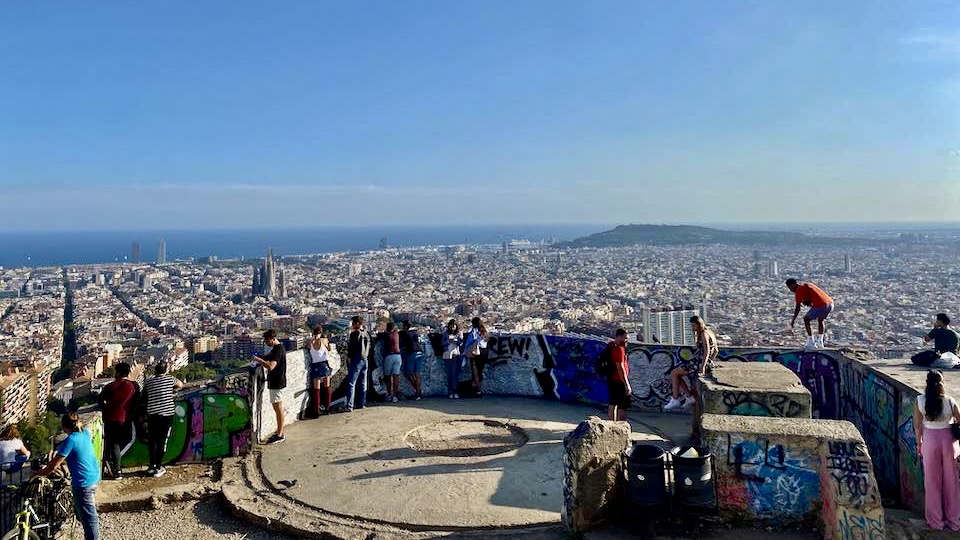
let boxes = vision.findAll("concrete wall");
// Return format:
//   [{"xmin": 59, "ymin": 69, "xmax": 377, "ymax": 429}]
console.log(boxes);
[
  {"xmin": 120, "ymin": 375, "xmax": 252, "ymax": 467},
  {"xmin": 700, "ymin": 363, "xmax": 812, "ymax": 419},
  {"xmin": 237, "ymin": 333, "xmax": 945, "ymax": 512},
  {"xmin": 702, "ymin": 414, "xmax": 885, "ymax": 539}
]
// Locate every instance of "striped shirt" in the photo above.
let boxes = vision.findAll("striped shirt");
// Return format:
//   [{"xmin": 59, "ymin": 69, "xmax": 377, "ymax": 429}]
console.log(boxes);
[{"xmin": 144, "ymin": 375, "xmax": 181, "ymax": 416}]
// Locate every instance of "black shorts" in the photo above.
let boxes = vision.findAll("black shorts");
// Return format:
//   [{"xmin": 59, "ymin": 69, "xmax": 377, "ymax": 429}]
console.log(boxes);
[{"xmin": 607, "ymin": 380, "xmax": 631, "ymax": 409}]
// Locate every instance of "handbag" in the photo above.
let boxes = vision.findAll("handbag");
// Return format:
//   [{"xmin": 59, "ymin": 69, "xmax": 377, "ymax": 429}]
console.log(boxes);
[
  {"xmin": 467, "ymin": 341, "xmax": 481, "ymax": 358},
  {"xmin": 442, "ymin": 347, "xmax": 460, "ymax": 360}
]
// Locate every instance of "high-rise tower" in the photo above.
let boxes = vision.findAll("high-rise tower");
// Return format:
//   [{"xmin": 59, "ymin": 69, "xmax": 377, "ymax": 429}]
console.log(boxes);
[
  {"xmin": 157, "ymin": 240, "xmax": 166, "ymax": 265},
  {"xmin": 131, "ymin": 242, "xmax": 140, "ymax": 264}
]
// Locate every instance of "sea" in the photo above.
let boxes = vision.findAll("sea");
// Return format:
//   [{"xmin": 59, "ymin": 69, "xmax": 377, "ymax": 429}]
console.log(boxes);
[{"xmin": 0, "ymin": 225, "xmax": 607, "ymax": 269}]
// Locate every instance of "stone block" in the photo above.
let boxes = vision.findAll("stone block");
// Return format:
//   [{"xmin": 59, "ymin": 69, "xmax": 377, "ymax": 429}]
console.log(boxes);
[
  {"xmin": 701, "ymin": 414, "xmax": 884, "ymax": 540},
  {"xmin": 701, "ymin": 363, "xmax": 812, "ymax": 418},
  {"xmin": 562, "ymin": 416, "xmax": 631, "ymax": 533}
]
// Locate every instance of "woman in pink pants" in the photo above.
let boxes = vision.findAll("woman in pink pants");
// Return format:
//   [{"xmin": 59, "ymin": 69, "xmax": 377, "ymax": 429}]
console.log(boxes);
[{"xmin": 914, "ymin": 369, "xmax": 960, "ymax": 531}]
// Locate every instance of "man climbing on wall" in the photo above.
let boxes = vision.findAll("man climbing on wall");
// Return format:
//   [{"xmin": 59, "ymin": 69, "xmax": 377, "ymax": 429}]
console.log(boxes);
[
  {"xmin": 785, "ymin": 278, "xmax": 834, "ymax": 350},
  {"xmin": 604, "ymin": 328, "xmax": 631, "ymax": 421}
]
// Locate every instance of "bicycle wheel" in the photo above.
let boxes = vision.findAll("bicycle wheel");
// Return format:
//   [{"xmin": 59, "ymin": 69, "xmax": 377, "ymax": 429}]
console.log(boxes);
[
  {"xmin": 51, "ymin": 487, "xmax": 76, "ymax": 539},
  {"xmin": 1, "ymin": 526, "xmax": 41, "ymax": 540}
]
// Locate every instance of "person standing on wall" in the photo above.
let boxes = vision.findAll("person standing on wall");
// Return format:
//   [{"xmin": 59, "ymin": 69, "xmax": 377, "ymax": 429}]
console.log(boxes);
[
  {"xmin": 605, "ymin": 328, "xmax": 631, "ymax": 421},
  {"xmin": 785, "ymin": 278, "xmax": 834, "ymax": 350},
  {"xmin": 308, "ymin": 326, "xmax": 333, "ymax": 417},
  {"xmin": 97, "ymin": 362, "xmax": 140, "ymax": 480},
  {"xmin": 464, "ymin": 317, "xmax": 489, "ymax": 395},
  {"xmin": 664, "ymin": 316, "xmax": 718, "ymax": 412},
  {"xmin": 254, "ymin": 329, "xmax": 288, "ymax": 444},
  {"xmin": 400, "ymin": 321, "xmax": 425, "ymax": 400},
  {"xmin": 913, "ymin": 313, "xmax": 960, "ymax": 367},
  {"xmin": 344, "ymin": 316, "xmax": 371, "ymax": 412},
  {"xmin": 913, "ymin": 370, "xmax": 960, "ymax": 531},
  {"xmin": 143, "ymin": 361, "xmax": 183, "ymax": 477},
  {"xmin": 442, "ymin": 319, "xmax": 463, "ymax": 399},
  {"xmin": 33, "ymin": 413, "xmax": 101, "ymax": 540}
]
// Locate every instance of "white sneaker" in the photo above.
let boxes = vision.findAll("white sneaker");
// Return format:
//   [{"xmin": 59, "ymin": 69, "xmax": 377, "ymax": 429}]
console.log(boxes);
[
  {"xmin": 682, "ymin": 398, "xmax": 697, "ymax": 411},
  {"xmin": 453, "ymin": 393, "xmax": 460, "ymax": 399},
  {"xmin": 154, "ymin": 466, "xmax": 166, "ymax": 478},
  {"xmin": 664, "ymin": 397, "xmax": 683, "ymax": 411},
  {"xmin": 803, "ymin": 337, "xmax": 816, "ymax": 351},
  {"xmin": 815, "ymin": 335, "xmax": 825, "ymax": 348}
]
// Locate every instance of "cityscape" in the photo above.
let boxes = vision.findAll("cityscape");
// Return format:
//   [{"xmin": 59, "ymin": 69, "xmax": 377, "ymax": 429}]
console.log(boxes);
[{"xmin": 2, "ymin": 228, "xmax": 959, "ymax": 429}]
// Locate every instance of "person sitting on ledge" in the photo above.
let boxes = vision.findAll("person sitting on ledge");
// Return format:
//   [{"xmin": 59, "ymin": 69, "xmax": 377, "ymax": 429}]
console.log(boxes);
[
  {"xmin": 913, "ymin": 313, "xmax": 960, "ymax": 367},
  {"xmin": 665, "ymin": 315, "xmax": 717, "ymax": 411}
]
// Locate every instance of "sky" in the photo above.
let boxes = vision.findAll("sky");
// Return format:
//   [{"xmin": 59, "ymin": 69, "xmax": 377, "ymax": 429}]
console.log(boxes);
[{"xmin": 1, "ymin": 1, "xmax": 958, "ymax": 231}]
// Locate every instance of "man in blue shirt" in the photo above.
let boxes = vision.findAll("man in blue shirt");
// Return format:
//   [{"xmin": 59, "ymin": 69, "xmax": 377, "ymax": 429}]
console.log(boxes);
[{"xmin": 34, "ymin": 412, "xmax": 101, "ymax": 540}]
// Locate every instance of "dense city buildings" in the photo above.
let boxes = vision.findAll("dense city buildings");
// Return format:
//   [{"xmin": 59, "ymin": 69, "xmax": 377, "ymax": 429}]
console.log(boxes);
[{"xmin": 0, "ymin": 234, "xmax": 959, "ymax": 425}]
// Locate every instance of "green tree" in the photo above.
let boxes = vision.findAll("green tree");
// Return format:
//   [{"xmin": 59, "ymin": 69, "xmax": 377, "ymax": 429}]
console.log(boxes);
[
  {"xmin": 17, "ymin": 412, "xmax": 61, "ymax": 456},
  {"xmin": 172, "ymin": 363, "xmax": 217, "ymax": 382}
]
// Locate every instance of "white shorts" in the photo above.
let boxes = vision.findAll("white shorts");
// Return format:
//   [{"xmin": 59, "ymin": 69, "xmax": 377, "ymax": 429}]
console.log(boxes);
[{"xmin": 269, "ymin": 389, "xmax": 284, "ymax": 404}]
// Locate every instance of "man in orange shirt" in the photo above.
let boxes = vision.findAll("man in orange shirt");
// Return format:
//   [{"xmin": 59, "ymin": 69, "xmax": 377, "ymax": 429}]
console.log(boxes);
[
  {"xmin": 786, "ymin": 278, "xmax": 834, "ymax": 349},
  {"xmin": 606, "ymin": 328, "xmax": 631, "ymax": 421}
]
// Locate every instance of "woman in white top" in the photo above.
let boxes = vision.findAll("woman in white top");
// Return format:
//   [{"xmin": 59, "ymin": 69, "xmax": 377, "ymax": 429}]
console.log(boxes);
[
  {"xmin": 913, "ymin": 369, "xmax": 960, "ymax": 531},
  {"xmin": 308, "ymin": 326, "xmax": 333, "ymax": 417},
  {"xmin": 0, "ymin": 424, "xmax": 30, "ymax": 483}
]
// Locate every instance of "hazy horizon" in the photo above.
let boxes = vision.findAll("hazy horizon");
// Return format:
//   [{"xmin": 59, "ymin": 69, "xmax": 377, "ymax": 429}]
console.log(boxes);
[{"xmin": 2, "ymin": 1, "xmax": 958, "ymax": 229}]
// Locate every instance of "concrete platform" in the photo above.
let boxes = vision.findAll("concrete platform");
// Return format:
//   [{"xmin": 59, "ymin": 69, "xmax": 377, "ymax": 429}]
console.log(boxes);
[
  {"xmin": 701, "ymin": 362, "xmax": 812, "ymax": 418},
  {"xmin": 258, "ymin": 397, "xmax": 670, "ymax": 530}
]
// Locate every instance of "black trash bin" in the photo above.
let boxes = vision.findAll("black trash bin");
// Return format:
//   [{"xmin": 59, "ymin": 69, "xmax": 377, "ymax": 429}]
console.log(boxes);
[
  {"xmin": 624, "ymin": 444, "xmax": 668, "ymax": 509},
  {"xmin": 670, "ymin": 446, "xmax": 716, "ymax": 512}
]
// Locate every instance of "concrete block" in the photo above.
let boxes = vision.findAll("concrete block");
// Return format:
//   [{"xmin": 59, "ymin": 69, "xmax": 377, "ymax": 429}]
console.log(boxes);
[
  {"xmin": 701, "ymin": 414, "xmax": 884, "ymax": 540},
  {"xmin": 701, "ymin": 363, "xmax": 812, "ymax": 418},
  {"xmin": 562, "ymin": 416, "xmax": 631, "ymax": 533}
]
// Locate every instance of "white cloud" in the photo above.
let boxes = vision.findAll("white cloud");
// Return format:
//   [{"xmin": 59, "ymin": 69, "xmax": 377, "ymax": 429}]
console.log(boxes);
[{"xmin": 900, "ymin": 29, "xmax": 960, "ymax": 59}]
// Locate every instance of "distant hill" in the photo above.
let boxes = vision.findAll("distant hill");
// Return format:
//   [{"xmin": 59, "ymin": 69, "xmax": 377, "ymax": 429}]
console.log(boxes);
[{"xmin": 560, "ymin": 224, "xmax": 871, "ymax": 248}]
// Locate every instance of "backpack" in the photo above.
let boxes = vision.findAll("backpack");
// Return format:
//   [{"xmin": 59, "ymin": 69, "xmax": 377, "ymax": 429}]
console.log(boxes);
[{"xmin": 596, "ymin": 346, "xmax": 613, "ymax": 377}]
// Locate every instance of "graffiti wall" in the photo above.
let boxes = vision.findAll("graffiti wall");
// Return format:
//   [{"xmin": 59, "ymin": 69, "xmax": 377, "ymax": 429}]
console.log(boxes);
[
  {"xmin": 120, "ymin": 386, "xmax": 251, "ymax": 468},
  {"xmin": 704, "ymin": 414, "xmax": 885, "ymax": 538}
]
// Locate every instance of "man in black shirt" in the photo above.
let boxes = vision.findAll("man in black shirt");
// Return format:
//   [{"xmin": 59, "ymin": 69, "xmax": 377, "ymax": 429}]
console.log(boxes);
[
  {"xmin": 254, "ymin": 329, "xmax": 287, "ymax": 444},
  {"xmin": 345, "ymin": 316, "xmax": 371, "ymax": 411}
]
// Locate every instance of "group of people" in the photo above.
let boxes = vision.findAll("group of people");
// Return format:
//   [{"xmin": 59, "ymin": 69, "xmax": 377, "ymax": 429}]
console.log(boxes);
[{"xmin": 254, "ymin": 316, "xmax": 493, "ymax": 446}]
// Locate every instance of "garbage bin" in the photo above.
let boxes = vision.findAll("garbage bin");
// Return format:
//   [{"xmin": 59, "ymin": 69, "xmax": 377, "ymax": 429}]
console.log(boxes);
[
  {"xmin": 670, "ymin": 446, "xmax": 716, "ymax": 510},
  {"xmin": 625, "ymin": 444, "xmax": 668, "ymax": 509}
]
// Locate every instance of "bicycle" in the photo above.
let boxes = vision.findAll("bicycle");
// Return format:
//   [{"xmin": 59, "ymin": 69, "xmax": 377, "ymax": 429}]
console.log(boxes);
[{"xmin": 2, "ymin": 476, "xmax": 76, "ymax": 540}]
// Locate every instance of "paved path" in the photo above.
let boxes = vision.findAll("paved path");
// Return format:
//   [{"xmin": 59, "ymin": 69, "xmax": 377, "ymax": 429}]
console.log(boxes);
[{"xmin": 259, "ymin": 396, "xmax": 670, "ymax": 529}]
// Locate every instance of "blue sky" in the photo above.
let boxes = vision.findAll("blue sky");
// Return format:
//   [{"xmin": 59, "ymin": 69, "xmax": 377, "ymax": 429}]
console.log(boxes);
[{"xmin": 1, "ymin": 1, "xmax": 958, "ymax": 230}]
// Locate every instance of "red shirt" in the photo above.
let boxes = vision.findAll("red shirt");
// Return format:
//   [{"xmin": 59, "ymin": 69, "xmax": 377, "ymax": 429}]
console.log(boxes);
[
  {"xmin": 100, "ymin": 379, "xmax": 139, "ymax": 424},
  {"xmin": 387, "ymin": 331, "xmax": 401, "ymax": 355},
  {"xmin": 794, "ymin": 283, "xmax": 833, "ymax": 309},
  {"xmin": 609, "ymin": 342, "xmax": 628, "ymax": 382}
]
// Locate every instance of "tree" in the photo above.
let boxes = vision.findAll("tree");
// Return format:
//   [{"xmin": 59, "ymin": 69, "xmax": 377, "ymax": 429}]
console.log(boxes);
[
  {"xmin": 17, "ymin": 412, "xmax": 61, "ymax": 456},
  {"xmin": 172, "ymin": 363, "xmax": 217, "ymax": 382}
]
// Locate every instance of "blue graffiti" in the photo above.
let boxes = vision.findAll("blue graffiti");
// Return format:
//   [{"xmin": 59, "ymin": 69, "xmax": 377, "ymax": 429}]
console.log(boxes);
[{"xmin": 727, "ymin": 437, "xmax": 819, "ymax": 519}]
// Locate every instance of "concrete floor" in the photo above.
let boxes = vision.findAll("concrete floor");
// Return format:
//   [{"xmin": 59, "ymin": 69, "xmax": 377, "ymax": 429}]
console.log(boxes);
[{"xmin": 259, "ymin": 396, "xmax": 678, "ymax": 529}]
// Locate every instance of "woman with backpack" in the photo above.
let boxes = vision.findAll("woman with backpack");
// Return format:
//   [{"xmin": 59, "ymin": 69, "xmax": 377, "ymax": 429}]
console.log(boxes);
[
  {"xmin": 913, "ymin": 369, "xmax": 960, "ymax": 531},
  {"xmin": 463, "ymin": 317, "xmax": 489, "ymax": 394}
]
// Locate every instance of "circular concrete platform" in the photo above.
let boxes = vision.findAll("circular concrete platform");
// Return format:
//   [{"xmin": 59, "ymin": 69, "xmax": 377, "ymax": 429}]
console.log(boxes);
[{"xmin": 259, "ymin": 397, "xmax": 667, "ymax": 530}]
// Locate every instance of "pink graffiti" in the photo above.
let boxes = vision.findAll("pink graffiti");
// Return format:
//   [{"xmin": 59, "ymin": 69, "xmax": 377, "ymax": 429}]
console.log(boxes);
[{"xmin": 178, "ymin": 395, "xmax": 205, "ymax": 463}]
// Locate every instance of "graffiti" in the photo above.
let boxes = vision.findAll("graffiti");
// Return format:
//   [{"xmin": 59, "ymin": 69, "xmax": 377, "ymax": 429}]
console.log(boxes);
[
  {"xmin": 776, "ymin": 351, "xmax": 841, "ymax": 420},
  {"xmin": 839, "ymin": 362, "xmax": 899, "ymax": 502},
  {"xmin": 897, "ymin": 397, "xmax": 923, "ymax": 511},
  {"xmin": 721, "ymin": 392, "xmax": 804, "ymax": 418},
  {"xmin": 486, "ymin": 335, "xmax": 533, "ymax": 364},
  {"xmin": 825, "ymin": 441, "xmax": 873, "ymax": 505},
  {"xmin": 721, "ymin": 435, "xmax": 819, "ymax": 519},
  {"xmin": 121, "ymin": 390, "xmax": 251, "ymax": 467},
  {"xmin": 837, "ymin": 509, "xmax": 885, "ymax": 540}
]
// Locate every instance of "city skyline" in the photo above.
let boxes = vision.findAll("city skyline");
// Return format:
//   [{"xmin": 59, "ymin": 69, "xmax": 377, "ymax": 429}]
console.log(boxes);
[{"xmin": 2, "ymin": 1, "xmax": 959, "ymax": 230}]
